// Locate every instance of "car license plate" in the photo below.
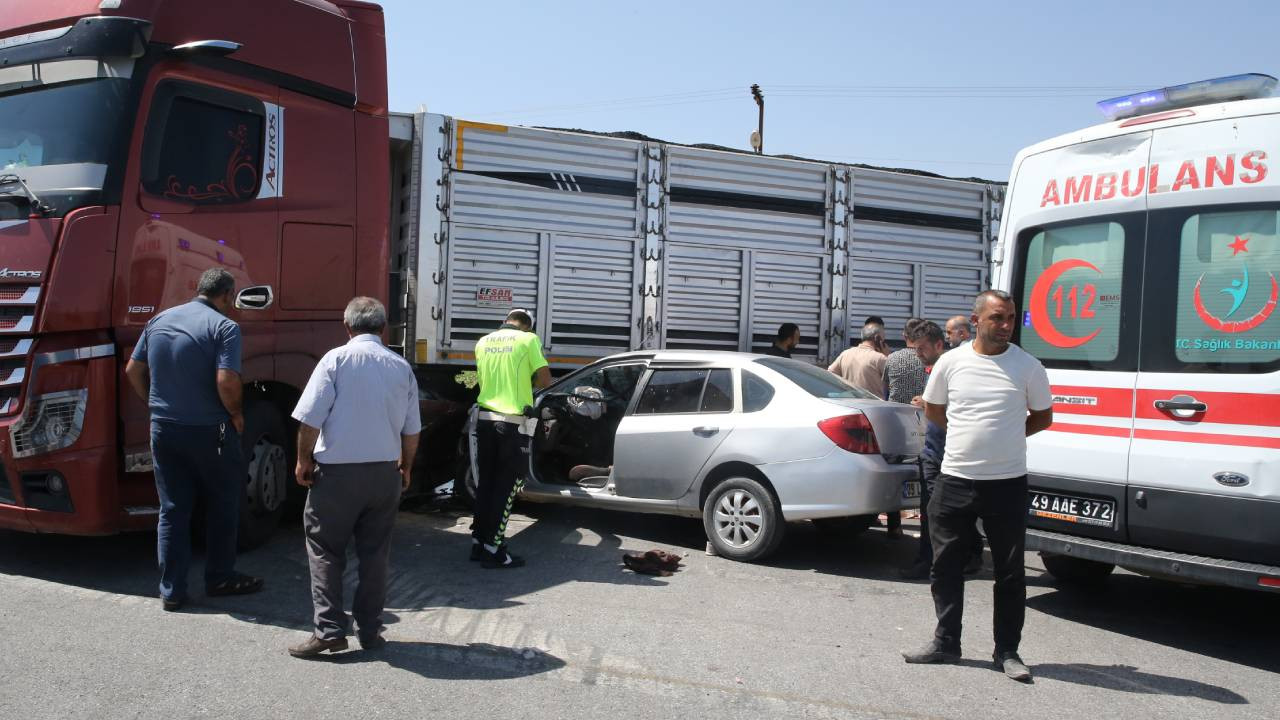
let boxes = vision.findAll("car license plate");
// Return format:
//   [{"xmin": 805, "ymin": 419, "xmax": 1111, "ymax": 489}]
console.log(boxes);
[
  {"xmin": 902, "ymin": 480, "xmax": 921, "ymax": 499},
  {"xmin": 1028, "ymin": 491, "xmax": 1115, "ymax": 528}
]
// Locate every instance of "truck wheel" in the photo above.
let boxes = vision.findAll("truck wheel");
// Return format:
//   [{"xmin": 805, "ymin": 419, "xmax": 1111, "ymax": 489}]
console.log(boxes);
[
  {"xmin": 1040, "ymin": 553, "xmax": 1115, "ymax": 585},
  {"xmin": 813, "ymin": 515, "xmax": 876, "ymax": 536},
  {"xmin": 703, "ymin": 476, "xmax": 785, "ymax": 562},
  {"xmin": 237, "ymin": 402, "xmax": 290, "ymax": 550}
]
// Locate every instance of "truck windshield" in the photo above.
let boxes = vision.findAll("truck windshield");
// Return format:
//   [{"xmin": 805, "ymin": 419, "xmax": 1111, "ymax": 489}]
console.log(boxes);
[{"xmin": 0, "ymin": 75, "xmax": 132, "ymax": 215}]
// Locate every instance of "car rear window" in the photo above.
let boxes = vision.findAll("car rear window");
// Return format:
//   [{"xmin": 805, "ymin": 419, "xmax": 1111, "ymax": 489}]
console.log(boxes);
[
  {"xmin": 742, "ymin": 371, "xmax": 774, "ymax": 412},
  {"xmin": 755, "ymin": 358, "xmax": 877, "ymax": 399}
]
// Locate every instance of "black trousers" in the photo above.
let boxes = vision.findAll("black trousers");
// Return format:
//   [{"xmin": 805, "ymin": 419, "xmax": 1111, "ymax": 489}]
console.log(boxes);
[
  {"xmin": 304, "ymin": 462, "xmax": 401, "ymax": 641},
  {"xmin": 470, "ymin": 419, "xmax": 526, "ymax": 548},
  {"xmin": 151, "ymin": 420, "xmax": 243, "ymax": 602},
  {"xmin": 928, "ymin": 472, "xmax": 1028, "ymax": 653},
  {"xmin": 914, "ymin": 458, "xmax": 985, "ymax": 567}
]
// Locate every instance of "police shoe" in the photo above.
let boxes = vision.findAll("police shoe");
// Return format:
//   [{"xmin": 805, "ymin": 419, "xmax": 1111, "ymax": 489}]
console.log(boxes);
[{"xmin": 481, "ymin": 547, "xmax": 526, "ymax": 569}]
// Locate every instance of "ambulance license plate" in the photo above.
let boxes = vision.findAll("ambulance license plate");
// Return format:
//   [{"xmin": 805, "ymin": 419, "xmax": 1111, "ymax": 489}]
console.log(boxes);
[
  {"xmin": 1028, "ymin": 491, "xmax": 1115, "ymax": 528},
  {"xmin": 902, "ymin": 480, "xmax": 921, "ymax": 499}
]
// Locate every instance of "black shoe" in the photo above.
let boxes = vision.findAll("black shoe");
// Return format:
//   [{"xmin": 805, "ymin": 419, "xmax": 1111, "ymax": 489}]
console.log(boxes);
[
  {"xmin": 963, "ymin": 553, "xmax": 984, "ymax": 575},
  {"xmin": 481, "ymin": 547, "xmax": 525, "ymax": 569},
  {"xmin": 898, "ymin": 562, "xmax": 931, "ymax": 580},
  {"xmin": 994, "ymin": 651, "xmax": 1032, "ymax": 682},
  {"xmin": 469, "ymin": 543, "xmax": 485, "ymax": 562},
  {"xmin": 161, "ymin": 597, "xmax": 185, "ymax": 612},
  {"xmin": 288, "ymin": 635, "xmax": 349, "ymax": 658},
  {"xmin": 359, "ymin": 634, "xmax": 387, "ymax": 651},
  {"xmin": 902, "ymin": 640, "xmax": 961, "ymax": 664}
]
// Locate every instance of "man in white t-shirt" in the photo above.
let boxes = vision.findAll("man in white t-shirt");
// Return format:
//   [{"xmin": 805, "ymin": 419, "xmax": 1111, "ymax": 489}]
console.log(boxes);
[{"xmin": 901, "ymin": 290, "xmax": 1053, "ymax": 683}]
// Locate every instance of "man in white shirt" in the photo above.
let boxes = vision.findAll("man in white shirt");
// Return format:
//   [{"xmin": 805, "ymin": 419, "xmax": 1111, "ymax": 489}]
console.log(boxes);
[
  {"xmin": 286, "ymin": 297, "xmax": 422, "ymax": 658},
  {"xmin": 902, "ymin": 290, "xmax": 1052, "ymax": 683}
]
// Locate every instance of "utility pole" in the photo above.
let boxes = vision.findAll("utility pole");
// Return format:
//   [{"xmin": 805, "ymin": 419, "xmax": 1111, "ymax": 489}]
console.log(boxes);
[{"xmin": 750, "ymin": 84, "xmax": 764, "ymax": 155}]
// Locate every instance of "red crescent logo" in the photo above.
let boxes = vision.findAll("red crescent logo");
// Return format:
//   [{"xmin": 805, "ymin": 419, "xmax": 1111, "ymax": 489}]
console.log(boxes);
[
  {"xmin": 1028, "ymin": 259, "xmax": 1103, "ymax": 348},
  {"xmin": 1193, "ymin": 272, "xmax": 1279, "ymax": 333}
]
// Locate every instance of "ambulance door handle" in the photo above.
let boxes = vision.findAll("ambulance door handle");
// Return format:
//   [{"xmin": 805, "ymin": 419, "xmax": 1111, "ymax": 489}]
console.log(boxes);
[{"xmin": 1154, "ymin": 398, "xmax": 1207, "ymax": 414}]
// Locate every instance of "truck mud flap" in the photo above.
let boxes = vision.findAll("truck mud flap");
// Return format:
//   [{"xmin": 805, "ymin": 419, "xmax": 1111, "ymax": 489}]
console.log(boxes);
[{"xmin": 1027, "ymin": 528, "xmax": 1280, "ymax": 593}]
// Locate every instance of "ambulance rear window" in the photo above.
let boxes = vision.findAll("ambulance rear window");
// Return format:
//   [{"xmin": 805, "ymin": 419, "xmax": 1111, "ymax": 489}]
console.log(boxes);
[
  {"xmin": 1171, "ymin": 210, "xmax": 1280, "ymax": 366},
  {"xmin": 1016, "ymin": 221, "xmax": 1127, "ymax": 366}
]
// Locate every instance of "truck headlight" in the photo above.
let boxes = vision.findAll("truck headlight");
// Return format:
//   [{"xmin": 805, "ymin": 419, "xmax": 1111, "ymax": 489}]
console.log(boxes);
[{"xmin": 10, "ymin": 389, "xmax": 88, "ymax": 458}]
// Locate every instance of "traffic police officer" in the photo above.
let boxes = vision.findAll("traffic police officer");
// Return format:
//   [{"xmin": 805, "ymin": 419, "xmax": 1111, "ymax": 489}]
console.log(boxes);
[
  {"xmin": 124, "ymin": 268, "xmax": 264, "ymax": 611},
  {"xmin": 469, "ymin": 308, "xmax": 551, "ymax": 568}
]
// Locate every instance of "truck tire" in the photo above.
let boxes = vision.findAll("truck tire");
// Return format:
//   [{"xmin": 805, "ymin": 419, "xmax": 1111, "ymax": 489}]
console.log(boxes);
[
  {"xmin": 813, "ymin": 515, "xmax": 876, "ymax": 536},
  {"xmin": 703, "ymin": 476, "xmax": 785, "ymax": 562},
  {"xmin": 237, "ymin": 401, "xmax": 290, "ymax": 550},
  {"xmin": 1040, "ymin": 553, "xmax": 1115, "ymax": 585}
]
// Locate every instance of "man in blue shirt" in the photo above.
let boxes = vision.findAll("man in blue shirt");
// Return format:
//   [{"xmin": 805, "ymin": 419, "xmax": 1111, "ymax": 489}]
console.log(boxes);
[
  {"xmin": 287, "ymin": 297, "xmax": 421, "ymax": 658},
  {"xmin": 124, "ymin": 268, "xmax": 263, "ymax": 612}
]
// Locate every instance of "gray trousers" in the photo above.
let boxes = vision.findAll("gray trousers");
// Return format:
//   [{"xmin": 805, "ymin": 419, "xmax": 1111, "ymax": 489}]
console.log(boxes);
[{"xmin": 303, "ymin": 461, "xmax": 401, "ymax": 641}]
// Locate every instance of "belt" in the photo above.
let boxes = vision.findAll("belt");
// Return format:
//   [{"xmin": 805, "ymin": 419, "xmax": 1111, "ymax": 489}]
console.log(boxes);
[{"xmin": 475, "ymin": 409, "xmax": 537, "ymax": 436}]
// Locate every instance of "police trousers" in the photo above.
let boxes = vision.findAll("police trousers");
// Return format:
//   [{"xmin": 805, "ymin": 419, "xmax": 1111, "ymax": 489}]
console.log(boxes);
[{"xmin": 470, "ymin": 419, "xmax": 526, "ymax": 548}]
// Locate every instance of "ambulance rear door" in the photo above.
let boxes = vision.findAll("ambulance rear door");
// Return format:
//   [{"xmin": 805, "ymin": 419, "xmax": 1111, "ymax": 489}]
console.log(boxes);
[
  {"xmin": 1008, "ymin": 131, "xmax": 1151, "ymax": 543},
  {"xmin": 1128, "ymin": 114, "xmax": 1280, "ymax": 566}
]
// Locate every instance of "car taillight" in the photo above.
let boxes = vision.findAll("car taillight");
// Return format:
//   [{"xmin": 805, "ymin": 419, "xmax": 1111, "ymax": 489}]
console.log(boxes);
[{"xmin": 817, "ymin": 413, "xmax": 880, "ymax": 454}]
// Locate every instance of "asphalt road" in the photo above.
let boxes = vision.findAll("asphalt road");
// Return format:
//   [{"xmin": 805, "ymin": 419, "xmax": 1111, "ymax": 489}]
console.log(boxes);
[{"xmin": 2, "ymin": 503, "xmax": 1277, "ymax": 720}]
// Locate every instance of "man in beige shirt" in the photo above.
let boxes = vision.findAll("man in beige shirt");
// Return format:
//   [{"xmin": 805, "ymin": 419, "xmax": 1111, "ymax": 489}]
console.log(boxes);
[{"xmin": 828, "ymin": 322, "xmax": 888, "ymax": 397}]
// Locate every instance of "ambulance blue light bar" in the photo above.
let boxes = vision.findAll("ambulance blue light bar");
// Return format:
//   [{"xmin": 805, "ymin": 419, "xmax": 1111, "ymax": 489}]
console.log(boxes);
[{"xmin": 1097, "ymin": 73, "xmax": 1277, "ymax": 121}]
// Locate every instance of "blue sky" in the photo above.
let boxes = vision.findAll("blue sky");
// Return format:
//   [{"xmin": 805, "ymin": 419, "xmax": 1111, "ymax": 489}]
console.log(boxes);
[{"xmin": 380, "ymin": 0, "xmax": 1277, "ymax": 181}]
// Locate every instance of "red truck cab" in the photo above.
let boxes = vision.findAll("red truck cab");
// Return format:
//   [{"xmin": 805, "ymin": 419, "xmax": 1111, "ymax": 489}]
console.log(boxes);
[{"xmin": 0, "ymin": 0, "xmax": 390, "ymax": 545}]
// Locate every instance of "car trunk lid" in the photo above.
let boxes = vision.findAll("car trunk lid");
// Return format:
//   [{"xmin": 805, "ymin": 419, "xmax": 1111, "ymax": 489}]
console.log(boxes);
[{"xmin": 821, "ymin": 399, "xmax": 925, "ymax": 460}]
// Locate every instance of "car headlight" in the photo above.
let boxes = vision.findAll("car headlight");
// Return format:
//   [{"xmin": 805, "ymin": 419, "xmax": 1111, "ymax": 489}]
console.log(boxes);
[{"xmin": 10, "ymin": 389, "xmax": 88, "ymax": 458}]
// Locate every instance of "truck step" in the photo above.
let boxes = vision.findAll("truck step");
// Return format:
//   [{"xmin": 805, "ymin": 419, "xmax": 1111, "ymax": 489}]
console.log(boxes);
[{"xmin": 1027, "ymin": 528, "xmax": 1280, "ymax": 593}]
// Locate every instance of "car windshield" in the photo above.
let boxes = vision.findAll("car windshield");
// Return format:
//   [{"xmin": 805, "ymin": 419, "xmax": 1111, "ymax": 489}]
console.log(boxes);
[
  {"xmin": 755, "ymin": 357, "xmax": 879, "ymax": 400},
  {"xmin": 0, "ymin": 61, "xmax": 133, "ymax": 215}
]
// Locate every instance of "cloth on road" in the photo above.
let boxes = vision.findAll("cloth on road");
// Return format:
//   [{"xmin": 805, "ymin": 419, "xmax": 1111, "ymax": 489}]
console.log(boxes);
[
  {"xmin": 303, "ymin": 461, "xmax": 402, "ymax": 641},
  {"xmin": 151, "ymin": 419, "xmax": 243, "ymax": 602}
]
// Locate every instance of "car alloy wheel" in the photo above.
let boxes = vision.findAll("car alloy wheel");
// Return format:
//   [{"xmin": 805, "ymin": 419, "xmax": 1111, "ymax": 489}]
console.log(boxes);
[
  {"xmin": 703, "ymin": 476, "xmax": 785, "ymax": 562},
  {"xmin": 714, "ymin": 488, "xmax": 764, "ymax": 548}
]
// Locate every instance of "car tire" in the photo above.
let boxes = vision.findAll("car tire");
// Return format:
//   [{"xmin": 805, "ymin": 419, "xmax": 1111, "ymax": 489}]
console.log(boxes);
[
  {"xmin": 1040, "ymin": 553, "xmax": 1115, "ymax": 585},
  {"xmin": 236, "ymin": 401, "xmax": 290, "ymax": 551},
  {"xmin": 812, "ymin": 514, "xmax": 876, "ymax": 536},
  {"xmin": 703, "ymin": 476, "xmax": 785, "ymax": 562}
]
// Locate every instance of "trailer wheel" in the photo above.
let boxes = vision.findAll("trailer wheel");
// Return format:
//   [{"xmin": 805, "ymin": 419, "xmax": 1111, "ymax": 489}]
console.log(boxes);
[
  {"xmin": 1040, "ymin": 553, "xmax": 1115, "ymax": 586},
  {"xmin": 237, "ymin": 401, "xmax": 290, "ymax": 550}
]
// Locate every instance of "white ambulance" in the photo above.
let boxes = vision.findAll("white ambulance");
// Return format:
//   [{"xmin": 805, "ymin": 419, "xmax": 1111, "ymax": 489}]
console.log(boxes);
[{"xmin": 994, "ymin": 73, "xmax": 1280, "ymax": 592}]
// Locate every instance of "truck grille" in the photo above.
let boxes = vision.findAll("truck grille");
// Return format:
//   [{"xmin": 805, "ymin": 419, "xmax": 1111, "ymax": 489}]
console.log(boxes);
[
  {"xmin": 0, "ymin": 283, "xmax": 40, "ymax": 415},
  {"xmin": 0, "ymin": 307, "xmax": 27, "ymax": 329}
]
